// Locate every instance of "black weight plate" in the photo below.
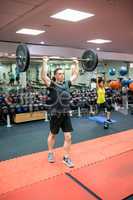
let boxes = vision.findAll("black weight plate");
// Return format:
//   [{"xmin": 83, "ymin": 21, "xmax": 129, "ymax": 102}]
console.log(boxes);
[
  {"xmin": 82, "ymin": 49, "xmax": 98, "ymax": 72},
  {"xmin": 16, "ymin": 44, "xmax": 30, "ymax": 72}
]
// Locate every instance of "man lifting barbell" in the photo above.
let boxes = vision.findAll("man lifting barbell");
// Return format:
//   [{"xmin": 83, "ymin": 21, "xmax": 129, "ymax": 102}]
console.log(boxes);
[
  {"xmin": 41, "ymin": 57, "xmax": 79, "ymax": 168},
  {"xmin": 15, "ymin": 44, "xmax": 98, "ymax": 166}
]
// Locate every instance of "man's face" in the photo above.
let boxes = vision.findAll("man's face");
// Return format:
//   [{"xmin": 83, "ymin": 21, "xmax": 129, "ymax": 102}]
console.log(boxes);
[{"xmin": 55, "ymin": 69, "xmax": 64, "ymax": 82}]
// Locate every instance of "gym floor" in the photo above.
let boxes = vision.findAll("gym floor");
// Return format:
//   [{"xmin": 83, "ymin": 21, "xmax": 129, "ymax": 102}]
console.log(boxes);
[
  {"xmin": 0, "ymin": 111, "xmax": 133, "ymax": 200},
  {"xmin": 0, "ymin": 111, "xmax": 132, "ymax": 161}
]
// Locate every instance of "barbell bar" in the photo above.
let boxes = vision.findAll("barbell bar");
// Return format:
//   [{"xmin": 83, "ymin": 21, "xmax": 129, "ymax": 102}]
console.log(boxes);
[
  {"xmin": 16, "ymin": 44, "xmax": 98, "ymax": 73},
  {"xmin": 17, "ymin": 56, "xmax": 92, "ymax": 61}
]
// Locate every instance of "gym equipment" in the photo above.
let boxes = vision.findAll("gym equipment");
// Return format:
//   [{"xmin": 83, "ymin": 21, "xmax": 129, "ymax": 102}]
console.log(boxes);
[
  {"xmin": 81, "ymin": 49, "xmax": 98, "ymax": 72},
  {"xmin": 29, "ymin": 104, "xmax": 33, "ymax": 112},
  {"xmin": 109, "ymin": 68, "xmax": 116, "ymax": 76},
  {"xmin": 9, "ymin": 105, "xmax": 16, "ymax": 114},
  {"xmin": 22, "ymin": 105, "xmax": 29, "ymax": 113},
  {"xmin": 128, "ymin": 79, "xmax": 133, "ymax": 85},
  {"xmin": 16, "ymin": 44, "xmax": 98, "ymax": 72},
  {"xmin": 109, "ymin": 80, "xmax": 121, "ymax": 90},
  {"xmin": 38, "ymin": 103, "xmax": 44, "ymax": 111},
  {"xmin": 129, "ymin": 82, "xmax": 133, "ymax": 91},
  {"xmin": 128, "ymin": 90, "xmax": 133, "ymax": 104},
  {"xmin": 121, "ymin": 79, "xmax": 133, "ymax": 87},
  {"xmin": 119, "ymin": 66, "xmax": 128, "ymax": 76},
  {"xmin": 2, "ymin": 106, "xmax": 9, "ymax": 115},
  {"xmin": 33, "ymin": 104, "xmax": 39, "ymax": 111},
  {"xmin": 15, "ymin": 105, "xmax": 22, "ymax": 114},
  {"xmin": 6, "ymin": 114, "xmax": 12, "ymax": 128},
  {"xmin": 16, "ymin": 44, "xmax": 30, "ymax": 72},
  {"xmin": 129, "ymin": 105, "xmax": 133, "ymax": 115},
  {"xmin": 89, "ymin": 116, "xmax": 116, "ymax": 123},
  {"xmin": 121, "ymin": 79, "xmax": 129, "ymax": 87}
]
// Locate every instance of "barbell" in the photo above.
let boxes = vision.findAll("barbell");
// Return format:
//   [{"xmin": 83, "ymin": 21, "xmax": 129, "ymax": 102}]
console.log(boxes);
[{"xmin": 16, "ymin": 44, "xmax": 98, "ymax": 73}]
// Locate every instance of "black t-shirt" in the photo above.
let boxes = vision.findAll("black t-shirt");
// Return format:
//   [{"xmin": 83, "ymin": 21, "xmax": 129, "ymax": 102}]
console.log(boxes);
[{"xmin": 46, "ymin": 80, "xmax": 72, "ymax": 114}]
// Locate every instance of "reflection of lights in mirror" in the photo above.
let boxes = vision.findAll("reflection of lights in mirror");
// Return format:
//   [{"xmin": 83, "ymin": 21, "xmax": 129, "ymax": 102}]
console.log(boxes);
[
  {"xmin": 0, "ymin": 63, "xmax": 3, "ymax": 68},
  {"xmin": 130, "ymin": 63, "xmax": 133, "ymax": 68}
]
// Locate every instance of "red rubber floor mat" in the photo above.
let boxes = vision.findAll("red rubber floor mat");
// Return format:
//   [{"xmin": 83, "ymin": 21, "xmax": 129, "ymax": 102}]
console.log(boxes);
[
  {"xmin": 70, "ymin": 150, "xmax": 133, "ymax": 200},
  {"xmin": 0, "ymin": 174, "xmax": 96, "ymax": 200}
]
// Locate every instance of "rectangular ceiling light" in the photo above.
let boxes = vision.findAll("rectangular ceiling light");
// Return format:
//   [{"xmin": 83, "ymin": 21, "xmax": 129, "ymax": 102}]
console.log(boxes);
[
  {"xmin": 87, "ymin": 39, "xmax": 112, "ymax": 44},
  {"xmin": 16, "ymin": 28, "xmax": 45, "ymax": 35},
  {"xmin": 50, "ymin": 9, "xmax": 94, "ymax": 22}
]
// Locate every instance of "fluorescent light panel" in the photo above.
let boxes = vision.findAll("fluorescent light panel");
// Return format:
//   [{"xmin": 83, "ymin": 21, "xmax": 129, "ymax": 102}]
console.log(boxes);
[
  {"xmin": 16, "ymin": 28, "xmax": 45, "ymax": 35},
  {"xmin": 87, "ymin": 39, "xmax": 112, "ymax": 44},
  {"xmin": 40, "ymin": 41, "xmax": 45, "ymax": 44},
  {"xmin": 51, "ymin": 9, "xmax": 94, "ymax": 22},
  {"xmin": 96, "ymin": 48, "xmax": 100, "ymax": 51}
]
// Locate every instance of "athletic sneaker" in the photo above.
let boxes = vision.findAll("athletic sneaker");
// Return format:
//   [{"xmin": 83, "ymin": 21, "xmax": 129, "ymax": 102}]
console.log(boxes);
[
  {"xmin": 63, "ymin": 156, "xmax": 74, "ymax": 168},
  {"xmin": 107, "ymin": 119, "xmax": 112, "ymax": 123},
  {"xmin": 48, "ymin": 152, "xmax": 55, "ymax": 163}
]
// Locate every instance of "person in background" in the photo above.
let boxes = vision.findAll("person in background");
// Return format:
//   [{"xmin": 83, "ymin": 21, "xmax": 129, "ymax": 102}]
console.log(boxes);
[{"xmin": 96, "ymin": 78, "xmax": 112, "ymax": 122}]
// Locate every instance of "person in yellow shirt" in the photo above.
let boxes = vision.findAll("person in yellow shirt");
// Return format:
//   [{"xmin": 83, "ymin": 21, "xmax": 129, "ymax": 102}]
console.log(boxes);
[{"xmin": 97, "ymin": 78, "xmax": 112, "ymax": 122}]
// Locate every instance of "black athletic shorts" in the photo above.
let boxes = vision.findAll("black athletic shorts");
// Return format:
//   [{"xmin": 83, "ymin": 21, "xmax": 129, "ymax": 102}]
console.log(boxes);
[
  {"xmin": 97, "ymin": 102, "xmax": 112, "ymax": 113},
  {"xmin": 49, "ymin": 113, "xmax": 73, "ymax": 135}
]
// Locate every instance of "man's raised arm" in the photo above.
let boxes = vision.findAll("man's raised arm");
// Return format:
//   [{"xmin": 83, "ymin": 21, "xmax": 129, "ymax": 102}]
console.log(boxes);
[{"xmin": 41, "ymin": 57, "xmax": 51, "ymax": 87}]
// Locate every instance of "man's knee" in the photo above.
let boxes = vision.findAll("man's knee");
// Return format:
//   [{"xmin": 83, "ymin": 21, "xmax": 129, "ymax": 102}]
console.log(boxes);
[
  {"xmin": 64, "ymin": 132, "xmax": 72, "ymax": 142},
  {"xmin": 48, "ymin": 132, "xmax": 56, "ymax": 139}
]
